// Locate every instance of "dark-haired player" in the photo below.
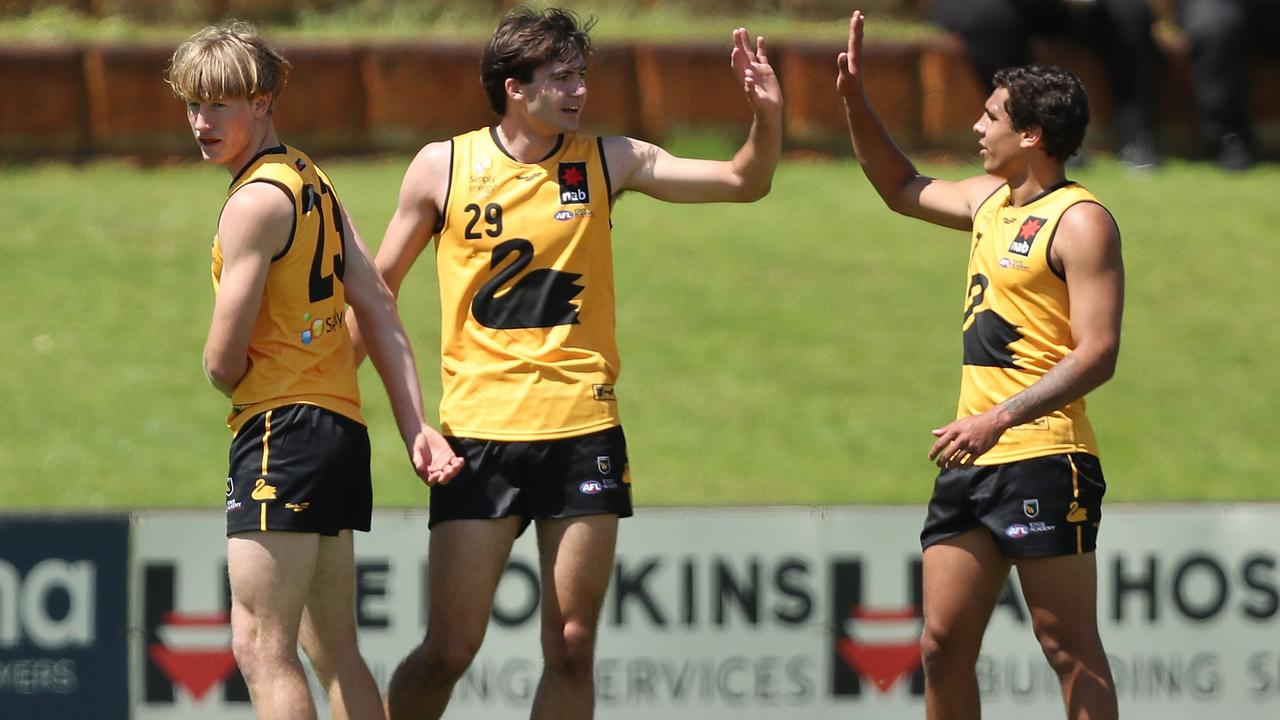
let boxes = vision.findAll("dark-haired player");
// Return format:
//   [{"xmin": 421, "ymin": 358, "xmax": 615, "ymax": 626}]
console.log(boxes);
[
  {"xmin": 348, "ymin": 5, "xmax": 783, "ymax": 719},
  {"xmin": 836, "ymin": 9, "xmax": 1123, "ymax": 720}
]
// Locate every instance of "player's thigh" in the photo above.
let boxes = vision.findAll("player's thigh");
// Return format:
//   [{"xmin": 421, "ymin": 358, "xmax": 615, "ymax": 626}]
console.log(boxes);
[
  {"xmin": 922, "ymin": 528, "xmax": 1012, "ymax": 651},
  {"xmin": 426, "ymin": 517, "xmax": 523, "ymax": 642},
  {"xmin": 228, "ymin": 531, "xmax": 321, "ymax": 644},
  {"xmin": 534, "ymin": 513, "xmax": 619, "ymax": 627},
  {"xmin": 299, "ymin": 531, "xmax": 361, "ymax": 657},
  {"xmin": 1014, "ymin": 551, "xmax": 1103, "ymax": 640}
]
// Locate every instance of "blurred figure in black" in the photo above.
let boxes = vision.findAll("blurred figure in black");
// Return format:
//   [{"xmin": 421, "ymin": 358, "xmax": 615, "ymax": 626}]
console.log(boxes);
[
  {"xmin": 932, "ymin": 0, "xmax": 1163, "ymax": 170},
  {"xmin": 1177, "ymin": 0, "xmax": 1280, "ymax": 170}
]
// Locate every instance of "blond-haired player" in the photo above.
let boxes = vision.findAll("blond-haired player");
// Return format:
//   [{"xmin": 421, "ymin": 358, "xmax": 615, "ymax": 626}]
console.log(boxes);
[{"xmin": 167, "ymin": 21, "xmax": 461, "ymax": 719}]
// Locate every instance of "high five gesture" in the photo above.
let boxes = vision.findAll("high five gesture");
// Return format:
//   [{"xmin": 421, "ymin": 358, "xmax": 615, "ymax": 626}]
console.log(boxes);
[{"xmin": 732, "ymin": 26, "xmax": 782, "ymax": 119}]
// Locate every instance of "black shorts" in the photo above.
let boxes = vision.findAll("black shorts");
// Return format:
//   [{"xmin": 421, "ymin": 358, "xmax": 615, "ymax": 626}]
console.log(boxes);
[
  {"xmin": 920, "ymin": 453, "xmax": 1106, "ymax": 558},
  {"xmin": 225, "ymin": 404, "xmax": 372, "ymax": 537},
  {"xmin": 429, "ymin": 425, "xmax": 634, "ymax": 531}
]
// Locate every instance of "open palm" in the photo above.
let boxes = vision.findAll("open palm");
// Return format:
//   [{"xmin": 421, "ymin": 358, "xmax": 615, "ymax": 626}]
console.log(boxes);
[{"xmin": 730, "ymin": 27, "xmax": 782, "ymax": 117}]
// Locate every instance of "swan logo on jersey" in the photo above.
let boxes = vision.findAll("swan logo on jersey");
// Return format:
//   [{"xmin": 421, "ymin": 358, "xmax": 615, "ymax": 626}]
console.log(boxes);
[
  {"xmin": 1009, "ymin": 216, "xmax": 1046, "ymax": 256},
  {"xmin": 558, "ymin": 162, "xmax": 590, "ymax": 204}
]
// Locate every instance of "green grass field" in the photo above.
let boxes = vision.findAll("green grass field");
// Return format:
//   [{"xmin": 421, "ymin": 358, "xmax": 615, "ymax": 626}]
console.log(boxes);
[{"xmin": 3, "ymin": 146, "xmax": 1278, "ymax": 510}]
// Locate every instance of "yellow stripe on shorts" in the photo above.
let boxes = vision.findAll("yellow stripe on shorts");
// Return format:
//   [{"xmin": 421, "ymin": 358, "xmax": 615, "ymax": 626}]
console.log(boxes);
[
  {"xmin": 260, "ymin": 410, "xmax": 273, "ymax": 532},
  {"xmin": 1068, "ymin": 455, "xmax": 1082, "ymax": 554}
]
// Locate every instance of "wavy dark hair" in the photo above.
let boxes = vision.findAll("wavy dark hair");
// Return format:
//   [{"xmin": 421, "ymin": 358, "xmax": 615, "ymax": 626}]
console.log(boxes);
[
  {"xmin": 481, "ymin": 6, "xmax": 596, "ymax": 116},
  {"xmin": 992, "ymin": 65, "xmax": 1090, "ymax": 163}
]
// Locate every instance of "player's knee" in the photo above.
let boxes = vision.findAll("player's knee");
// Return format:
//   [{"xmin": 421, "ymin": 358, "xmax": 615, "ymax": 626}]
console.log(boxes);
[
  {"xmin": 231, "ymin": 624, "xmax": 273, "ymax": 683},
  {"xmin": 1031, "ymin": 619, "xmax": 1099, "ymax": 677},
  {"xmin": 542, "ymin": 620, "xmax": 597, "ymax": 678},
  {"xmin": 919, "ymin": 623, "xmax": 976, "ymax": 677},
  {"xmin": 419, "ymin": 634, "xmax": 483, "ymax": 681}
]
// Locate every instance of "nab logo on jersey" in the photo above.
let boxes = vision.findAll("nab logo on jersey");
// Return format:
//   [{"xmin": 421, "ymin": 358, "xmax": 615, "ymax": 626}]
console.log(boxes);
[
  {"xmin": 558, "ymin": 162, "xmax": 590, "ymax": 204},
  {"xmin": 1008, "ymin": 216, "xmax": 1046, "ymax": 256}
]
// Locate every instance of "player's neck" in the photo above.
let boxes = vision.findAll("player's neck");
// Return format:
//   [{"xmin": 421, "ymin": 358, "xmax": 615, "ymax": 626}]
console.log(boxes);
[
  {"xmin": 225, "ymin": 123, "xmax": 282, "ymax": 177},
  {"xmin": 494, "ymin": 117, "xmax": 562, "ymax": 164},
  {"xmin": 1004, "ymin": 159, "xmax": 1067, "ymax": 207}
]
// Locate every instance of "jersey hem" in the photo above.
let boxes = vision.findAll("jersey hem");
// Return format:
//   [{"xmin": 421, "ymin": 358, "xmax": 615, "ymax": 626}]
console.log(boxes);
[
  {"xmin": 228, "ymin": 398, "xmax": 365, "ymax": 434},
  {"xmin": 974, "ymin": 444, "xmax": 1099, "ymax": 466},
  {"xmin": 440, "ymin": 417, "xmax": 621, "ymax": 442}
]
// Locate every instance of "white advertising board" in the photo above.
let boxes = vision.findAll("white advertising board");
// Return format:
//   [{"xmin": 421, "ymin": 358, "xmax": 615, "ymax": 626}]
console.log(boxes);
[{"xmin": 131, "ymin": 505, "xmax": 1280, "ymax": 719}]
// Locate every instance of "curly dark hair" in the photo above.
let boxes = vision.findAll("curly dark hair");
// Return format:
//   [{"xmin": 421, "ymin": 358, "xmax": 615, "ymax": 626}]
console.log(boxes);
[
  {"xmin": 992, "ymin": 65, "xmax": 1090, "ymax": 163},
  {"xmin": 481, "ymin": 6, "xmax": 596, "ymax": 116}
]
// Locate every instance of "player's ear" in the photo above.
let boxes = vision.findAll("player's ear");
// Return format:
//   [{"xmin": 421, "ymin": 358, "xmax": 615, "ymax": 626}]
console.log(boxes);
[
  {"xmin": 504, "ymin": 77, "xmax": 524, "ymax": 103},
  {"xmin": 1020, "ymin": 124, "xmax": 1044, "ymax": 151},
  {"xmin": 250, "ymin": 93, "xmax": 273, "ymax": 117}
]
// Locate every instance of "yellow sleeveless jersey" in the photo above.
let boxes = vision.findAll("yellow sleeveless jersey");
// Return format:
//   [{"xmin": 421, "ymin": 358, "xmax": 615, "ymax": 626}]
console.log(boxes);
[
  {"xmin": 958, "ymin": 181, "xmax": 1108, "ymax": 464},
  {"xmin": 212, "ymin": 144, "xmax": 363, "ymax": 433},
  {"xmin": 435, "ymin": 128, "xmax": 618, "ymax": 440}
]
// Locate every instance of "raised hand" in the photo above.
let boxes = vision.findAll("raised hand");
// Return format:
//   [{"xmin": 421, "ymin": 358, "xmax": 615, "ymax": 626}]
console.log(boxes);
[
  {"xmin": 836, "ymin": 9, "xmax": 867, "ymax": 101},
  {"xmin": 731, "ymin": 26, "xmax": 782, "ymax": 118}
]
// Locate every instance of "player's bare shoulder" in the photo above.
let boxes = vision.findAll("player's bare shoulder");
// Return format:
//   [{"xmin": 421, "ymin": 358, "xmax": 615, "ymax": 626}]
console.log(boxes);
[
  {"xmin": 599, "ymin": 135, "xmax": 655, "ymax": 194},
  {"xmin": 962, "ymin": 174, "xmax": 1007, "ymax": 212},
  {"xmin": 1052, "ymin": 200, "xmax": 1122, "ymax": 272},
  {"xmin": 220, "ymin": 181, "xmax": 295, "ymax": 256},
  {"xmin": 399, "ymin": 139, "xmax": 454, "ymax": 211}
]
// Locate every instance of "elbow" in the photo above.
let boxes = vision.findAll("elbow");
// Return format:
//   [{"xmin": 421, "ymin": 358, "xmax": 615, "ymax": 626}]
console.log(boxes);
[
  {"xmin": 203, "ymin": 353, "xmax": 245, "ymax": 393},
  {"xmin": 1086, "ymin": 344, "xmax": 1121, "ymax": 386},
  {"xmin": 734, "ymin": 176, "xmax": 773, "ymax": 203},
  {"xmin": 1096, "ymin": 354, "xmax": 1119, "ymax": 384}
]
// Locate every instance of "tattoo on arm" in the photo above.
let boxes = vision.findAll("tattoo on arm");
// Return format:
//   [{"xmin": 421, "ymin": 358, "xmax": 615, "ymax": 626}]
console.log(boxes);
[{"xmin": 999, "ymin": 354, "xmax": 1083, "ymax": 427}]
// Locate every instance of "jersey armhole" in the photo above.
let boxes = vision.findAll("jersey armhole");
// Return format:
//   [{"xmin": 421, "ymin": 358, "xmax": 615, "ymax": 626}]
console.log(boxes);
[
  {"xmin": 226, "ymin": 178, "xmax": 298, "ymax": 262},
  {"xmin": 1045, "ymin": 200, "xmax": 1114, "ymax": 282},
  {"xmin": 434, "ymin": 139, "xmax": 455, "ymax": 236},
  {"xmin": 597, "ymin": 136, "xmax": 614, "ymax": 227}
]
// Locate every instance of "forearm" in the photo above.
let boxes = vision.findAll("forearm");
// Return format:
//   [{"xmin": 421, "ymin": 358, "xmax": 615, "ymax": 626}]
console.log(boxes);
[
  {"xmin": 729, "ymin": 110, "xmax": 783, "ymax": 201},
  {"xmin": 352, "ymin": 304, "xmax": 430, "ymax": 446},
  {"xmin": 842, "ymin": 89, "xmax": 920, "ymax": 212},
  {"xmin": 993, "ymin": 349, "xmax": 1117, "ymax": 430},
  {"xmin": 344, "ymin": 306, "xmax": 368, "ymax": 366}
]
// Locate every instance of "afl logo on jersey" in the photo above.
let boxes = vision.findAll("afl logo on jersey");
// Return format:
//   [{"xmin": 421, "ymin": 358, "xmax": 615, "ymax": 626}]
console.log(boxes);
[
  {"xmin": 1009, "ymin": 216, "xmax": 1046, "ymax": 256},
  {"xmin": 579, "ymin": 480, "xmax": 604, "ymax": 495},
  {"xmin": 554, "ymin": 210, "xmax": 574, "ymax": 221},
  {"xmin": 558, "ymin": 162, "xmax": 590, "ymax": 204}
]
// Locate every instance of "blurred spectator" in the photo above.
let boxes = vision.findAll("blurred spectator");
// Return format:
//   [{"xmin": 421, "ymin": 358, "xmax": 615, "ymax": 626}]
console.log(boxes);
[
  {"xmin": 1176, "ymin": 0, "xmax": 1280, "ymax": 170},
  {"xmin": 932, "ymin": 0, "xmax": 1163, "ymax": 169}
]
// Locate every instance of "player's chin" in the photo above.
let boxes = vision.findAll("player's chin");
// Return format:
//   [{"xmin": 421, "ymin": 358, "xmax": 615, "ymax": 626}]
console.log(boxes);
[{"xmin": 559, "ymin": 111, "xmax": 583, "ymax": 131}]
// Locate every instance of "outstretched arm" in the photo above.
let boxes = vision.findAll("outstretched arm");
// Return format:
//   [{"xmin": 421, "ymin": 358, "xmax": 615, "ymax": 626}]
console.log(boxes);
[
  {"xmin": 837, "ymin": 9, "xmax": 999, "ymax": 230},
  {"xmin": 929, "ymin": 203, "xmax": 1124, "ymax": 467},
  {"xmin": 608, "ymin": 27, "xmax": 782, "ymax": 203},
  {"xmin": 342, "ymin": 207, "xmax": 462, "ymax": 486}
]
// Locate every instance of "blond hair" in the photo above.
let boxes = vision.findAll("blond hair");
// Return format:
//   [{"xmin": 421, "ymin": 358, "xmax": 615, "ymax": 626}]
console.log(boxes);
[{"xmin": 166, "ymin": 21, "xmax": 291, "ymax": 107}]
